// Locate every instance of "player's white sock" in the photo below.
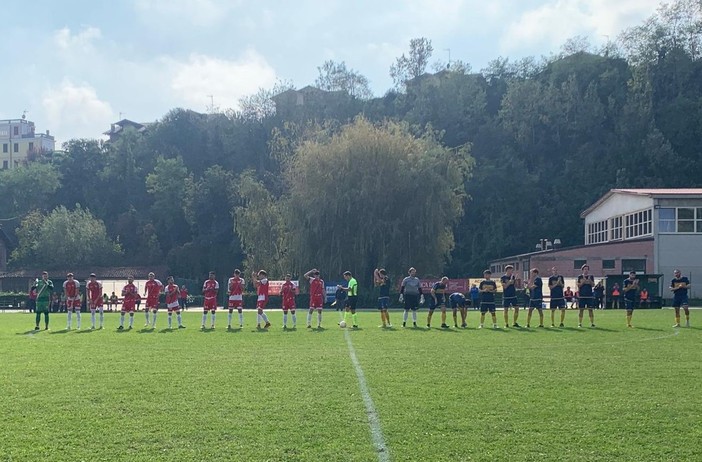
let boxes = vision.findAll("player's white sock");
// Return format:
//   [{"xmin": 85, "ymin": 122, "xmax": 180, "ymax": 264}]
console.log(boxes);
[
  {"xmin": 262, "ymin": 312, "xmax": 269, "ymax": 323},
  {"xmin": 317, "ymin": 311, "xmax": 322, "ymax": 326},
  {"xmin": 403, "ymin": 310, "xmax": 409, "ymax": 323},
  {"xmin": 283, "ymin": 312, "xmax": 288, "ymax": 326},
  {"xmin": 211, "ymin": 313, "xmax": 216, "ymax": 327},
  {"xmin": 145, "ymin": 311, "xmax": 150, "ymax": 324},
  {"xmin": 151, "ymin": 312, "xmax": 157, "ymax": 327},
  {"xmin": 257, "ymin": 314, "xmax": 262, "ymax": 325},
  {"xmin": 128, "ymin": 315, "xmax": 134, "ymax": 328},
  {"xmin": 168, "ymin": 314, "xmax": 173, "ymax": 328},
  {"xmin": 202, "ymin": 313, "xmax": 207, "ymax": 326},
  {"xmin": 90, "ymin": 310, "xmax": 96, "ymax": 328},
  {"xmin": 307, "ymin": 312, "xmax": 312, "ymax": 325},
  {"xmin": 99, "ymin": 308, "xmax": 104, "ymax": 327},
  {"xmin": 76, "ymin": 311, "xmax": 81, "ymax": 329},
  {"xmin": 177, "ymin": 313, "xmax": 182, "ymax": 326},
  {"xmin": 228, "ymin": 311, "xmax": 233, "ymax": 325},
  {"xmin": 67, "ymin": 311, "xmax": 72, "ymax": 329},
  {"xmin": 119, "ymin": 314, "xmax": 125, "ymax": 327},
  {"xmin": 411, "ymin": 311, "xmax": 417, "ymax": 323},
  {"xmin": 238, "ymin": 311, "xmax": 243, "ymax": 326},
  {"xmin": 292, "ymin": 313, "xmax": 297, "ymax": 326}
]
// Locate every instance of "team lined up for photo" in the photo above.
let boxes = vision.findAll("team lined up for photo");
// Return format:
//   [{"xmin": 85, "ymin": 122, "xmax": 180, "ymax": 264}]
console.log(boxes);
[{"xmin": 30, "ymin": 265, "xmax": 691, "ymax": 331}]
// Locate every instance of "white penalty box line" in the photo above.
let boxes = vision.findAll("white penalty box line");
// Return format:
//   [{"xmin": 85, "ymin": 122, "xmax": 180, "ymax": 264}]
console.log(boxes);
[{"xmin": 344, "ymin": 329, "xmax": 390, "ymax": 462}]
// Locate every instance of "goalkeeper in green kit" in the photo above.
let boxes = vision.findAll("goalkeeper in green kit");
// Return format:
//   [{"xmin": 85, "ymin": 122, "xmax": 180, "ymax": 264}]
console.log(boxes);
[{"xmin": 34, "ymin": 271, "xmax": 53, "ymax": 330}]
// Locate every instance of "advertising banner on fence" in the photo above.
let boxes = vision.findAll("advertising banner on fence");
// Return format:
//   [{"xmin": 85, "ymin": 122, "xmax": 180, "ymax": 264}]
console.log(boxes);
[{"xmin": 267, "ymin": 280, "xmax": 300, "ymax": 297}]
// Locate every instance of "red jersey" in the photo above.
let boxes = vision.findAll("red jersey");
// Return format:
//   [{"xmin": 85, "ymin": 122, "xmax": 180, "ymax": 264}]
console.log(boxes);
[
  {"xmin": 281, "ymin": 281, "xmax": 296, "ymax": 308},
  {"xmin": 165, "ymin": 283, "xmax": 179, "ymax": 308},
  {"xmin": 86, "ymin": 280, "xmax": 103, "ymax": 304},
  {"xmin": 63, "ymin": 279, "xmax": 80, "ymax": 299},
  {"xmin": 144, "ymin": 279, "xmax": 163, "ymax": 299},
  {"xmin": 203, "ymin": 279, "xmax": 219, "ymax": 301},
  {"xmin": 179, "ymin": 288, "xmax": 188, "ymax": 299},
  {"xmin": 309, "ymin": 277, "xmax": 325, "ymax": 307},
  {"xmin": 228, "ymin": 276, "xmax": 244, "ymax": 296},
  {"xmin": 122, "ymin": 283, "xmax": 137, "ymax": 310}
]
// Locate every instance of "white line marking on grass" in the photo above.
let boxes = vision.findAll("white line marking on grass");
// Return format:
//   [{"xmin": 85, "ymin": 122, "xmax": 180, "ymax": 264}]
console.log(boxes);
[{"xmin": 344, "ymin": 329, "xmax": 390, "ymax": 462}]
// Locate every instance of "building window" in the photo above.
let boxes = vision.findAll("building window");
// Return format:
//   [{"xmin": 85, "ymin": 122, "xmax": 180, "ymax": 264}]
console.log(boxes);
[
  {"xmin": 28, "ymin": 142, "xmax": 34, "ymax": 151},
  {"xmin": 2, "ymin": 160, "xmax": 7, "ymax": 169},
  {"xmin": 622, "ymin": 259, "xmax": 646, "ymax": 273},
  {"xmin": 2, "ymin": 144, "xmax": 7, "ymax": 153},
  {"xmin": 587, "ymin": 220, "xmax": 608, "ymax": 244},
  {"xmin": 624, "ymin": 208, "xmax": 652, "ymax": 239},
  {"xmin": 609, "ymin": 216, "xmax": 622, "ymax": 240},
  {"xmin": 13, "ymin": 126, "xmax": 18, "ymax": 136},
  {"xmin": 659, "ymin": 207, "xmax": 702, "ymax": 233},
  {"xmin": 603, "ymin": 259, "xmax": 616, "ymax": 269},
  {"xmin": 574, "ymin": 259, "xmax": 587, "ymax": 270},
  {"xmin": 13, "ymin": 143, "xmax": 18, "ymax": 153}
]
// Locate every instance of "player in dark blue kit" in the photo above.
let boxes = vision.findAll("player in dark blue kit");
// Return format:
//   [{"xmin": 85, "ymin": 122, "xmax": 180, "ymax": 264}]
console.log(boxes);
[
  {"xmin": 427, "ymin": 276, "xmax": 449, "ymax": 329},
  {"xmin": 479, "ymin": 270, "xmax": 498, "ymax": 329},
  {"xmin": 670, "ymin": 269, "xmax": 691, "ymax": 328},
  {"xmin": 577, "ymin": 264, "xmax": 596, "ymax": 328},
  {"xmin": 548, "ymin": 267, "xmax": 566, "ymax": 327},
  {"xmin": 622, "ymin": 271, "xmax": 639, "ymax": 328},
  {"xmin": 526, "ymin": 268, "xmax": 544, "ymax": 328},
  {"xmin": 449, "ymin": 292, "xmax": 468, "ymax": 328},
  {"xmin": 500, "ymin": 265, "xmax": 520, "ymax": 328}
]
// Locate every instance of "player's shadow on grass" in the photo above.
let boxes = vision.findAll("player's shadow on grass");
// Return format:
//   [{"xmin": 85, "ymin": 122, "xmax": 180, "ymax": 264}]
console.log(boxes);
[
  {"xmin": 561, "ymin": 327, "xmax": 584, "ymax": 332},
  {"xmin": 200, "ymin": 328, "xmax": 216, "ymax": 333},
  {"xmin": 635, "ymin": 326, "xmax": 665, "ymax": 332},
  {"xmin": 311, "ymin": 327, "xmax": 326, "ymax": 333},
  {"xmin": 49, "ymin": 329, "xmax": 70, "ymax": 334},
  {"xmin": 435, "ymin": 328, "xmax": 459, "ymax": 333},
  {"xmin": 75, "ymin": 329, "xmax": 95, "ymax": 334},
  {"xmin": 17, "ymin": 329, "xmax": 42, "ymax": 335},
  {"xmin": 226, "ymin": 327, "xmax": 242, "ymax": 333},
  {"xmin": 592, "ymin": 327, "xmax": 618, "ymax": 332},
  {"xmin": 158, "ymin": 328, "xmax": 174, "ymax": 333},
  {"xmin": 138, "ymin": 327, "xmax": 155, "ymax": 334},
  {"xmin": 251, "ymin": 328, "xmax": 269, "ymax": 333}
]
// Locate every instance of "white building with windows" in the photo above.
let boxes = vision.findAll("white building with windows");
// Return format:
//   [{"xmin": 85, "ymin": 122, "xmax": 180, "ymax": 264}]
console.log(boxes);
[{"xmin": 489, "ymin": 189, "xmax": 702, "ymax": 299}]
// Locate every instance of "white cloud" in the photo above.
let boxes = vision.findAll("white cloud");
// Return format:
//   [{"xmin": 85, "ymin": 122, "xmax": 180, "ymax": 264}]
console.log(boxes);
[
  {"xmin": 53, "ymin": 26, "xmax": 102, "ymax": 53},
  {"xmin": 133, "ymin": 0, "xmax": 239, "ymax": 27},
  {"xmin": 500, "ymin": 0, "xmax": 661, "ymax": 53},
  {"xmin": 41, "ymin": 80, "xmax": 115, "ymax": 145},
  {"xmin": 167, "ymin": 50, "xmax": 278, "ymax": 110}
]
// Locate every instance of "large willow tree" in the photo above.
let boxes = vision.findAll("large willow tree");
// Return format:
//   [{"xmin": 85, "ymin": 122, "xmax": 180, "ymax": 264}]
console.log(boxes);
[{"xmin": 283, "ymin": 117, "xmax": 472, "ymax": 282}]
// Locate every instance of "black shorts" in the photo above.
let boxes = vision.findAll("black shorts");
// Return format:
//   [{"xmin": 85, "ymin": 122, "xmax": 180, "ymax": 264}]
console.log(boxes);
[
  {"xmin": 529, "ymin": 299, "xmax": 543, "ymax": 309},
  {"xmin": 550, "ymin": 298, "xmax": 566, "ymax": 309},
  {"xmin": 480, "ymin": 302, "xmax": 496, "ymax": 314},
  {"xmin": 404, "ymin": 294, "xmax": 420, "ymax": 311},
  {"xmin": 578, "ymin": 297, "xmax": 595, "ymax": 309},
  {"xmin": 503, "ymin": 296, "xmax": 518, "ymax": 308},
  {"xmin": 624, "ymin": 299, "xmax": 636, "ymax": 310},
  {"xmin": 346, "ymin": 296, "xmax": 358, "ymax": 311}
]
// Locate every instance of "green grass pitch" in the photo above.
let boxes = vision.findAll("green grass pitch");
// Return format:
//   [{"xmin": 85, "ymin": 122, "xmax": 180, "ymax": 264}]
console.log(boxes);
[{"xmin": 1, "ymin": 309, "xmax": 700, "ymax": 461}]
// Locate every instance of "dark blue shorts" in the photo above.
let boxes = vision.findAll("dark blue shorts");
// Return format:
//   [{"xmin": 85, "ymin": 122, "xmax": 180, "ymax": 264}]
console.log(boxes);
[
  {"xmin": 578, "ymin": 297, "xmax": 595, "ymax": 309},
  {"xmin": 624, "ymin": 299, "xmax": 636, "ymax": 310},
  {"xmin": 450, "ymin": 299, "xmax": 465, "ymax": 309},
  {"xmin": 378, "ymin": 296, "xmax": 390, "ymax": 310},
  {"xmin": 529, "ymin": 299, "xmax": 543, "ymax": 309},
  {"xmin": 480, "ymin": 302, "xmax": 496, "ymax": 314},
  {"xmin": 550, "ymin": 298, "xmax": 566, "ymax": 309},
  {"xmin": 503, "ymin": 297, "xmax": 518, "ymax": 308},
  {"xmin": 673, "ymin": 295, "xmax": 689, "ymax": 308}
]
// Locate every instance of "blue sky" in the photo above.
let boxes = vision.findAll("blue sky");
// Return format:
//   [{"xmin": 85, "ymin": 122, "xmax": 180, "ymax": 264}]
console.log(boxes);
[{"xmin": 1, "ymin": 0, "xmax": 662, "ymax": 145}]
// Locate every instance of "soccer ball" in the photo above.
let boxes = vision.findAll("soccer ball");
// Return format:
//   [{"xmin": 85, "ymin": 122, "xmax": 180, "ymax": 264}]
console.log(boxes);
[{"xmin": 339, "ymin": 320, "xmax": 347, "ymax": 328}]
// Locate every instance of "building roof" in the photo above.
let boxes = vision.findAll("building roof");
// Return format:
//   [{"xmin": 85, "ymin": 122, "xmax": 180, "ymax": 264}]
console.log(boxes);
[
  {"xmin": 0, "ymin": 266, "xmax": 169, "ymax": 280},
  {"xmin": 103, "ymin": 119, "xmax": 150, "ymax": 136},
  {"xmin": 581, "ymin": 188, "xmax": 702, "ymax": 218}
]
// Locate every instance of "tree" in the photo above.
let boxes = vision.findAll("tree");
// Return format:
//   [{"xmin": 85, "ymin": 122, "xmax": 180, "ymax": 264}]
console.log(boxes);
[
  {"xmin": 284, "ymin": 117, "xmax": 472, "ymax": 281},
  {"xmin": 315, "ymin": 60, "xmax": 373, "ymax": 99},
  {"xmin": 0, "ymin": 163, "xmax": 61, "ymax": 218},
  {"xmin": 238, "ymin": 80, "xmax": 295, "ymax": 121},
  {"xmin": 10, "ymin": 205, "xmax": 123, "ymax": 268},
  {"xmin": 390, "ymin": 37, "xmax": 434, "ymax": 89}
]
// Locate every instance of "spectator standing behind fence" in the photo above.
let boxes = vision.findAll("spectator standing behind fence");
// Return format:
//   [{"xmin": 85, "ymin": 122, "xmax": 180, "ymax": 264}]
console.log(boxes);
[
  {"xmin": 610, "ymin": 283, "xmax": 621, "ymax": 309},
  {"xmin": 593, "ymin": 282, "xmax": 605, "ymax": 309},
  {"xmin": 469, "ymin": 284, "xmax": 479, "ymax": 310}
]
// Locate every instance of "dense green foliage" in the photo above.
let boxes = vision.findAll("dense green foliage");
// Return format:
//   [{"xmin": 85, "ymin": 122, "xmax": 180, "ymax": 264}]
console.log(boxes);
[
  {"xmin": 1, "ymin": 310, "xmax": 700, "ymax": 461},
  {"xmin": 6, "ymin": 1, "xmax": 702, "ymax": 281}
]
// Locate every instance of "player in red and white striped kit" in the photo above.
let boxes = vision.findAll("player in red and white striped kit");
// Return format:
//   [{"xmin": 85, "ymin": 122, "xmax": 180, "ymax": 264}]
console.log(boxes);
[
  {"xmin": 227, "ymin": 269, "xmax": 244, "ymax": 329},
  {"xmin": 143, "ymin": 272, "xmax": 163, "ymax": 328},
  {"xmin": 86, "ymin": 273, "xmax": 104, "ymax": 329},
  {"xmin": 118, "ymin": 275, "xmax": 138, "ymax": 330},
  {"xmin": 64, "ymin": 273, "xmax": 82, "ymax": 330},
  {"xmin": 281, "ymin": 273, "xmax": 297, "ymax": 329},
  {"xmin": 202, "ymin": 271, "xmax": 219, "ymax": 329},
  {"xmin": 253, "ymin": 270, "xmax": 271, "ymax": 329},
  {"xmin": 165, "ymin": 276, "xmax": 185, "ymax": 329},
  {"xmin": 304, "ymin": 269, "xmax": 325, "ymax": 329}
]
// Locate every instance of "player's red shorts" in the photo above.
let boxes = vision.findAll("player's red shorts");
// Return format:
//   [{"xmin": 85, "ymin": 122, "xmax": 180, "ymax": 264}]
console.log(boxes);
[
  {"xmin": 121, "ymin": 300, "xmax": 135, "ymax": 313},
  {"xmin": 228, "ymin": 295, "xmax": 243, "ymax": 309},
  {"xmin": 204, "ymin": 297, "xmax": 217, "ymax": 311},
  {"xmin": 145, "ymin": 296, "xmax": 159, "ymax": 310},
  {"xmin": 310, "ymin": 296, "xmax": 324, "ymax": 309},
  {"xmin": 66, "ymin": 297, "xmax": 81, "ymax": 310},
  {"xmin": 256, "ymin": 296, "xmax": 268, "ymax": 310},
  {"xmin": 89, "ymin": 298, "xmax": 103, "ymax": 309},
  {"xmin": 282, "ymin": 300, "xmax": 296, "ymax": 310}
]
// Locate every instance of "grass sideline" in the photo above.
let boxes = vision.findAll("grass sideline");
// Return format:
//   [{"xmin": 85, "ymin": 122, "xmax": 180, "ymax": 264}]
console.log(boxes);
[{"xmin": 1, "ymin": 309, "xmax": 700, "ymax": 461}]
